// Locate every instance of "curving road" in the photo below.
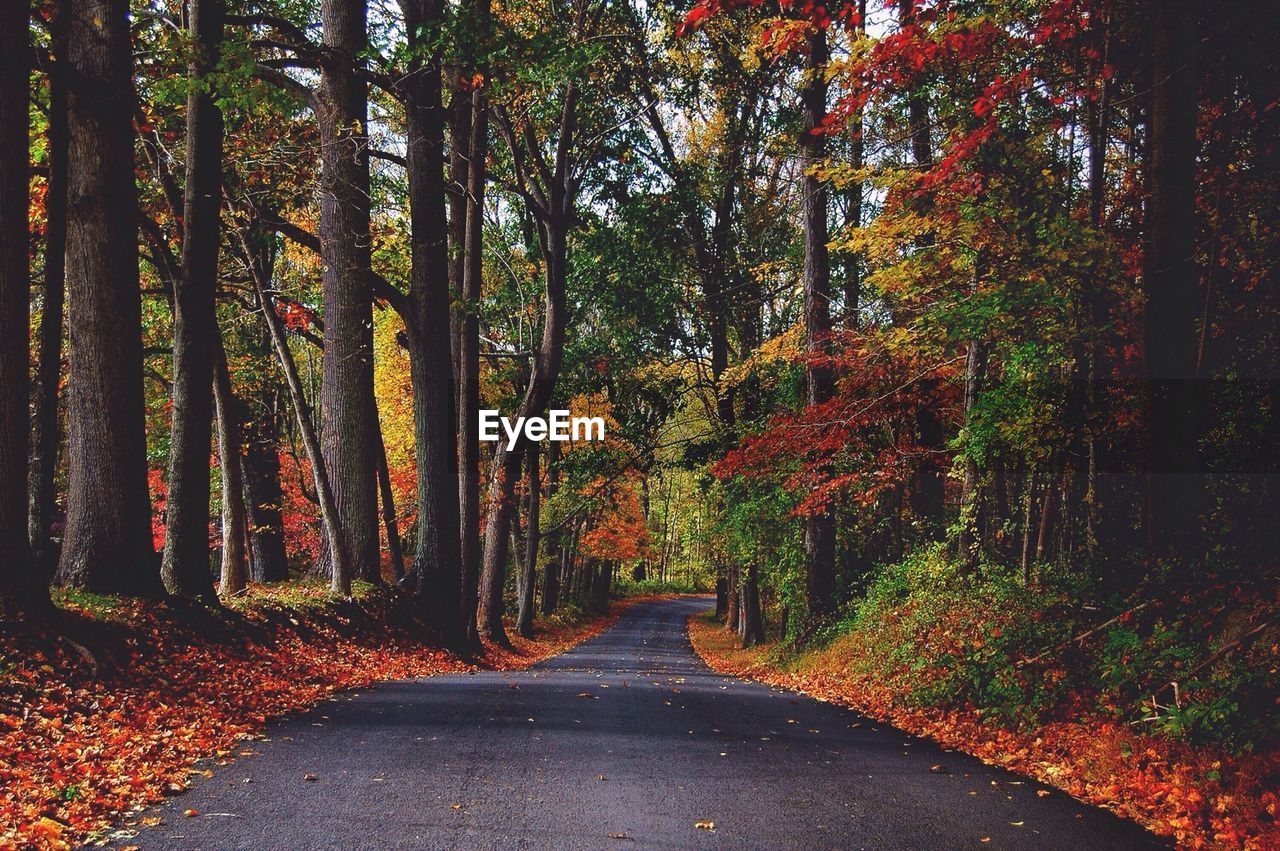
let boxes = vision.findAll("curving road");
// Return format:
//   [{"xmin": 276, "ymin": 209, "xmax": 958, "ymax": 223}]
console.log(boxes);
[{"xmin": 109, "ymin": 597, "xmax": 1165, "ymax": 850}]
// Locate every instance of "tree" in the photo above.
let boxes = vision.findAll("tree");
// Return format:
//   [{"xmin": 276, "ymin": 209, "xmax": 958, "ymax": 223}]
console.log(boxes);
[
  {"xmin": 0, "ymin": 0, "xmax": 37, "ymax": 617},
  {"xmin": 395, "ymin": 0, "xmax": 465, "ymax": 643},
  {"xmin": 317, "ymin": 0, "xmax": 379, "ymax": 589},
  {"xmin": 1143, "ymin": 0, "xmax": 1202, "ymax": 561},
  {"xmin": 799, "ymin": 21, "xmax": 836, "ymax": 621},
  {"xmin": 214, "ymin": 334, "xmax": 249, "ymax": 595},
  {"xmin": 160, "ymin": 0, "xmax": 227, "ymax": 600},
  {"xmin": 28, "ymin": 0, "xmax": 70, "ymax": 586},
  {"xmin": 453, "ymin": 0, "xmax": 492, "ymax": 645},
  {"xmin": 55, "ymin": 0, "xmax": 157, "ymax": 594}
]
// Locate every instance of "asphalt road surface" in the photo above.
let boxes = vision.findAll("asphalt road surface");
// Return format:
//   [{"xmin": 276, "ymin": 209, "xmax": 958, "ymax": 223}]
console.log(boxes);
[{"xmin": 108, "ymin": 596, "xmax": 1165, "ymax": 850}]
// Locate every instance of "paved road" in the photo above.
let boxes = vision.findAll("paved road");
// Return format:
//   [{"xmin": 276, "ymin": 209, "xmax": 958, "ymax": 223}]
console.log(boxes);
[{"xmin": 110, "ymin": 597, "xmax": 1165, "ymax": 849}]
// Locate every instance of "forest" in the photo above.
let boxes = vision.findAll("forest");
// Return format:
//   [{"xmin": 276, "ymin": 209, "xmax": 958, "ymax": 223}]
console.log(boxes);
[{"xmin": 1, "ymin": 0, "xmax": 1278, "ymax": 847}]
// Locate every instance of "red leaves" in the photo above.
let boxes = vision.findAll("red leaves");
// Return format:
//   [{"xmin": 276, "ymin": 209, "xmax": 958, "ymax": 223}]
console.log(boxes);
[
  {"xmin": 676, "ymin": 4, "xmax": 713, "ymax": 36},
  {"xmin": 0, "ymin": 594, "xmax": 471, "ymax": 848}
]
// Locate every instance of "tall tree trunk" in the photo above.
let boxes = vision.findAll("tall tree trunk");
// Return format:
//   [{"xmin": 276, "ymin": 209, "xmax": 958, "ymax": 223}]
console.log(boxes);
[
  {"xmin": 957, "ymin": 251, "xmax": 989, "ymax": 573},
  {"xmin": 539, "ymin": 440, "xmax": 561, "ymax": 615},
  {"xmin": 399, "ymin": 0, "xmax": 464, "ymax": 642},
  {"xmin": 0, "ymin": 0, "xmax": 37, "ymax": 616},
  {"xmin": 214, "ymin": 334, "xmax": 248, "ymax": 596},
  {"xmin": 1084, "ymin": 45, "xmax": 1111, "ymax": 561},
  {"xmin": 161, "ymin": 0, "xmax": 226, "ymax": 600},
  {"xmin": 957, "ymin": 339, "xmax": 988, "ymax": 573},
  {"xmin": 898, "ymin": 0, "xmax": 946, "ymax": 539},
  {"xmin": 317, "ymin": 0, "xmax": 378, "ymax": 587},
  {"xmin": 739, "ymin": 562, "xmax": 764, "ymax": 648},
  {"xmin": 241, "ymin": 391, "xmax": 289, "ymax": 582},
  {"xmin": 374, "ymin": 414, "xmax": 405, "ymax": 581},
  {"xmin": 56, "ymin": 0, "xmax": 157, "ymax": 594},
  {"xmin": 516, "ymin": 443, "xmax": 539, "ymax": 638},
  {"xmin": 240, "ymin": 226, "xmax": 351, "ymax": 594},
  {"xmin": 458, "ymin": 63, "xmax": 490, "ymax": 645},
  {"xmin": 28, "ymin": 0, "xmax": 69, "ymax": 589},
  {"xmin": 800, "ymin": 25, "xmax": 836, "ymax": 621},
  {"xmin": 1143, "ymin": 0, "xmax": 1202, "ymax": 561},
  {"xmin": 842, "ymin": 0, "xmax": 867, "ymax": 330},
  {"xmin": 453, "ymin": 0, "xmax": 486, "ymax": 639}
]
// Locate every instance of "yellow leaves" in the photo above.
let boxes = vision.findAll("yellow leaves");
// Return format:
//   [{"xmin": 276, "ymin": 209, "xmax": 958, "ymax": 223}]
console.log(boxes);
[
  {"xmin": 721, "ymin": 323, "xmax": 802, "ymax": 387},
  {"xmin": 694, "ymin": 820, "xmax": 716, "ymax": 830}
]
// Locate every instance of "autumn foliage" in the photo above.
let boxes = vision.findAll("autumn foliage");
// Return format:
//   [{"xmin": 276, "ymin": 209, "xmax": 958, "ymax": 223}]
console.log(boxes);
[
  {"xmin": 690, "ymin": 604, "xmax": 1280, "ymax": 850},
  {"xmin": 0, "ymin": 588, "xmax": 663, "ymax": 848}
]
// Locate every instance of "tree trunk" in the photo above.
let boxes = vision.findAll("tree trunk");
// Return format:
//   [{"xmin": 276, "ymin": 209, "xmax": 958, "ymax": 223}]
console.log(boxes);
[
  {"xmin": 457, "ymin": 42, "xmax": 490, "ymax": 644},
  {"xmin": 374, "ymin": 414, "xmax": 405, "ymax": 581},
  {"xmin": 241, "ymin": 226, "xmax": 351, "ymax": 595},
  {"xmin": 0, "ymin": 0, "xmax": 37, "ymax": 616},
  {"xmin": 842, "ymin": 0, "xmax": 867, "ymax": 330},
  {"xmin": 957, "ymin": 339, "xmax": 988, "ymax": 573},
  {"xmin": 539, "ymin": 441, "xmax": 561, "ymax": 615},
  {"xmin": 317, "ymin": 0, "xmax": 378, "ymax": 587},
  {"xmin": 28, "ymin": 0, "xmax": 69, "ymax": 590},
  {"xmin": 161, "ymin": 0, "xmax": 226, "ymax": 600},
  {"xmin": 739, "ymin": 562, "xmax": 764, "ymax": 648},
  {"xmin": 516, "ymin": 443, "xmax": 540, "ymax": 637},
  {"xmin": 898, "ymin": 0, "xmax": 946, "ymax": 540},
  {"xmin": 214, "ymin": 334, "xmax": 248, "ymax": 596},
  {"xmin": 399, "ymin": 0, "xmax": 464, "ymax": 643},
  {"xmin": 1143, "ymin": 0, "xmax": 1202, "ymax": 562},
  {"xmin": 800, "ymin": 25, "xmax": 836, "ymax": 621},
  {"xmin": 56, "ymin": 0, "xmax": 157, "ymax": 594},
  {"xmin": 1083, "ymin": 56, "xmax": 1111, "ymax": 561},
  {"xmin": 241, "ymin": 390, "xmax": 289, "ymax": 582}
]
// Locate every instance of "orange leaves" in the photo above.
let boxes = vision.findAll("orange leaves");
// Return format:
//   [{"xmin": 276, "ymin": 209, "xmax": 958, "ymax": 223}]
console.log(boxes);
[
  {"xmin": 686, "ymin": 613, "xmax": 1280, "ymax": 850},
  {"xmin": 0, "ymin": 593, "xmax": 472, "ymax": 848}
]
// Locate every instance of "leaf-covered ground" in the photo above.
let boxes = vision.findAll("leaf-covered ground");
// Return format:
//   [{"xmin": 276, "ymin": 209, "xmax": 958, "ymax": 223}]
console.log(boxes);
[
  {"xmin": 0, "ymin": 586, "xmax": 658, "ymax": 849},
  {"xmin": 688, "ymin": 611, "xmax": 1280, "ymax": 849}
]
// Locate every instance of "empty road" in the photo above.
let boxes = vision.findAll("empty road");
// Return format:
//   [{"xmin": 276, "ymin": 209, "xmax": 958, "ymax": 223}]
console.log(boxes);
[{"xmin": 110, "ymin": 597, "xmax": 1164, "ymax": 849}]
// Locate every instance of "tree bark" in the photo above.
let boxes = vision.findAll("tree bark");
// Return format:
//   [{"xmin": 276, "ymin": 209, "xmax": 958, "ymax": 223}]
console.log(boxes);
[
  {"xmin": 800, "ymin": 25, "xmax": 836, "ymax": 621},
  {"xmin": 957, "ymin": 339, "xmax": 988, "ymax": 572},
  {"xmin": 0, "ymin": 0, "xmax": 37, "ymax": 616},
  {"xmin": 1143, "ymin": 0, "xmax": 1202, "ymax": 561},
  {"xmin": 317, "ymin": 0, "xmax": 378, "ymax": 587},
  {"xmin": 374, "ymin": 414, "xmax": 405, "ymax": 581},
  {"xmin": 539, "ymin": 440, "xmax": 561, "ymax": 615},
  {"xmin": 457, "ymin": 19, "xmax": 490, "ymax": 643},
  {"xmin": 161, "ymin": 0, "xmax": 226, "ymax": 600},
  {"xmin": 214, "ymin": 334, "xmax": 249, "ymax": 596},
  {"xmin": 240, "ymin": 224, "xmax": 352, "ymax": 594},
  {"xmin": 898, "ymin": 0, "xmax": 946, "ymax": 539},
  {"xmin": 241, "ymin": 391, "xmax": 289, "ymax": 582},
  {"xmin": 516, "ymin": 443, "xmax": 539, "ymax": 638},
  {"xmin": 398, "ymin": 0, "xmax": 464, "ymax": 643},
  {"xmin": 56, "ymin": 0, "xmax": 158, "ymax": 594},
  {"xmin": 28, "ymin": 0, "xmax": 69, "ymax": 590},
  {"xmin": 739, "ymin": 562, "xmax": 764, "ymax": 648},
  {"xmin": 842, "ymin": 0, "xmax": 867, "ymax": 330}
]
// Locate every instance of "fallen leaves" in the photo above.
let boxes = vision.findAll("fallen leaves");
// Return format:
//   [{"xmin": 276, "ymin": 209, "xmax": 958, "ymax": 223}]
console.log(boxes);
[
  {"xmin": 694, "ymin": 819, "xmax": 715, "ymax": 830},
  {"xmin": 0, "ymin": 591, "xmax": 670, "ymax": 849},
  {"xmin": 686, "ymin": 611, "xmax": 1280, "ymax": 850}
]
